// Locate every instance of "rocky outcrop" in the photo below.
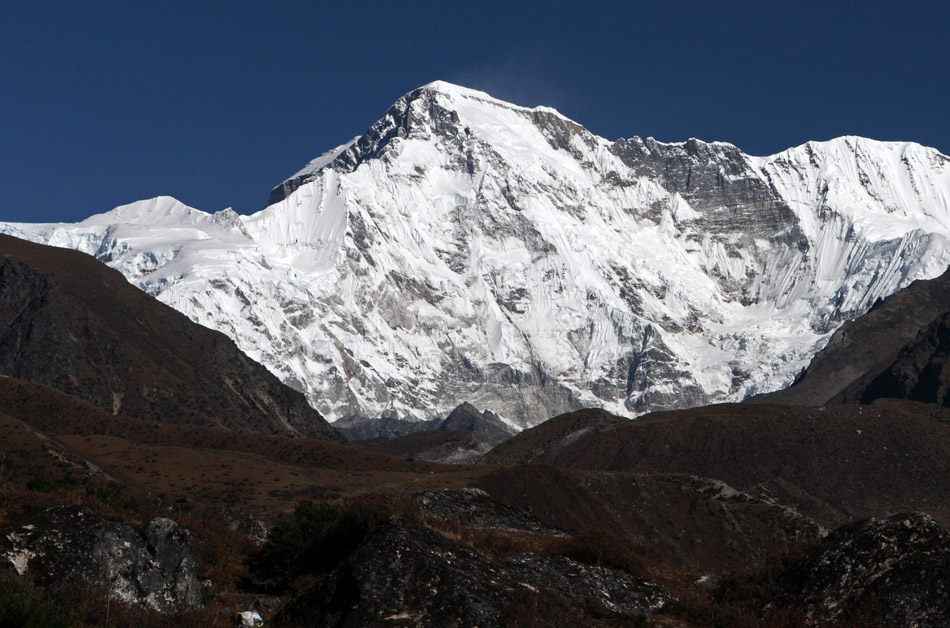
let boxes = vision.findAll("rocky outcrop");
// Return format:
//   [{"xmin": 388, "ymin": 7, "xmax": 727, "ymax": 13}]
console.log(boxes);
[
  {"xmin": 441, "ymin": 403, "xmax": 518, "ymax": 447},
  {"xmin": 278, "ymin": 519, "xmax": 508, "ymax": 628},
  {"xmin": 500, "ymin": 553, "xmax": 669, "ymax": 615},
  {"xmin": 0, "ymin": 506, "xmax": 201, "ymax": 612},
  {"xmin": 770, "ymin": 512, "xmax": 950, "ymax": 627},
  {"xmin": 352, "ymin": 429, "xmax": 490, "ymax": 464},
  {"xmin": 414, "ymin": 488, "xmax": 562, "ymax": 534},
  {"xmin": 232, "ymin": 610, "xmax": 264, "ymax": 627},
  {"xmin": 0, "ymin": 234, "xmax": 341, "ymax": 440},
  {"xmin": 275, "ymin": 518, "xmax": 670, "ymax": 627},
  {"xmin": 344, "ymin": 403, "xmax": 519, "ymax": 463}
]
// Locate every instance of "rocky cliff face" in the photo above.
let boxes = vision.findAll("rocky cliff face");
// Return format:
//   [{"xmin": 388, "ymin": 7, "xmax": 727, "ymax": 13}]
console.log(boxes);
[
  {"xmin": 4, "ymin": 82, "xmax": 950, "ymax": 427},
  {"xmin": 414, "ymin": 488, "xmax": 562, "ymax": 534},
  {"xmin": 0, "ymin": 506, "xmax": 201, "ymax": 612}
]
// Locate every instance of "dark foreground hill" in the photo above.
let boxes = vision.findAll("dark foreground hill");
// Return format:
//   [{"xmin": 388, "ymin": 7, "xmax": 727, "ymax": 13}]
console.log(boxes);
[
  {"xmin": 0, "ymin": 234, "xmax": 340, "ymax": 440},
  {"xmin": 4, "ymin": 370, "xmax": 950, "ymax": 626},
  {"xmin": 482, "ymin": 403, "xmax": 950, "ymax": 529},
  {"xmin": 0, "ymin": 376, "xmax": 481, "ymax": 513}
]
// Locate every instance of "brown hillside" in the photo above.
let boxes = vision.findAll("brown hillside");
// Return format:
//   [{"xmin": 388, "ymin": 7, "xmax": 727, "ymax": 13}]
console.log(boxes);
[
  {"xmin": 0, "ymin": 377, "xmax": 489, "ymax": 518},
  {"xmin": 475, "ymin": 465, "xmax": 823, "ymax": 572},
  {"xmin": 0, "ymin": 234, "xmax": 339, "ymax": 440},
  {"xmin": 482, "ymin": 402, "xmax": 950, "ymax": 528}
]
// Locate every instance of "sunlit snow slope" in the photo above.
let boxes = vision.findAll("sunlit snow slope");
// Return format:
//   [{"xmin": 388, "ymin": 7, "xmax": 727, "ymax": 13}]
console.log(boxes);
[{"xmin": 5, "ymin": 81, "xmax": 950, "ymax": 427}]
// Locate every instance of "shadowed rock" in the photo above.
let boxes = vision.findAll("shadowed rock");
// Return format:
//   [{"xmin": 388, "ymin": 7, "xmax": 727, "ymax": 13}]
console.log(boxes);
[
  {"xmin": 441, "ymin": 403, "xmax": 519, "ymax": 447},
  {"xmin": 342, "ymin": 403, "xmax": 520, "ymax": 463},
  {"xmin": 275, "ymin": 518, "xmax": 670, "ymax": 627},
  {"xmin": 770, "ymin": 512, "xmax": 950, "ymax": 627},
  {"xmin": 352, "ymin": 429, "xmax": 489, "ymax": 464},
  {"xmin": 414, "ymin": 488, "xmax": 562, "ymax": 534}
]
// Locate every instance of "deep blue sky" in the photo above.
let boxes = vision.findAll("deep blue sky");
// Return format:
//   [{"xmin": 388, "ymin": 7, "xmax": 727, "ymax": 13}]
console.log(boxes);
[{"xmin": 2, "ymin": 1, "xmax": 947, "ymax": 223}]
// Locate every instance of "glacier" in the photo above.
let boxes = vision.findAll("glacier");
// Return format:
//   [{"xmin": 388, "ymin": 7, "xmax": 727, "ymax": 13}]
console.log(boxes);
[{"xmin": 4, "ymin": 81, "xmax": 950, "ymax": 428}]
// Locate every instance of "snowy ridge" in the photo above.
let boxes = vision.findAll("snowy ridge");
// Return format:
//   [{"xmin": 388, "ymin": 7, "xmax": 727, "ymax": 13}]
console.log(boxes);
[{"xmin": 4, "ymin": 82, "xmax": 950, "ymax": 427}]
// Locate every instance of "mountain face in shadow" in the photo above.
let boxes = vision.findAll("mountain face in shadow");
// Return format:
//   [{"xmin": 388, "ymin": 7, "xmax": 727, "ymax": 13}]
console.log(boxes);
[
  {"xmin": 0, "ymin": 234, "xmax": 341, "ymax": 440},
  {"xmin": 857, "ymin": 311, "xmax": 950, "ymax": 405}
]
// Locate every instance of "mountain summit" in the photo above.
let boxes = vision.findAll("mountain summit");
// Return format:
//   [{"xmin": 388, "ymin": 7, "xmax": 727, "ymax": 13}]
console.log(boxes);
[{"xmin": 4, "ymin": 82, "xmax": 950, "ymax": 426}]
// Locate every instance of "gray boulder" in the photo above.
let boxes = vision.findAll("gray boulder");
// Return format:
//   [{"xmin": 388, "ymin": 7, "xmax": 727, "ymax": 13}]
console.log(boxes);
[{"xmin": 0, "ymin": 505, "xmax": 201, "ymax": 612}]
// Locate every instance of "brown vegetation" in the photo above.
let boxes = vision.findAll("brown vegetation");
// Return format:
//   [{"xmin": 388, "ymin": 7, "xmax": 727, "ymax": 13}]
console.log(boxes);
[{"xmin": 481, "ymin": 401, "xmax": 950, "ymax": 528}]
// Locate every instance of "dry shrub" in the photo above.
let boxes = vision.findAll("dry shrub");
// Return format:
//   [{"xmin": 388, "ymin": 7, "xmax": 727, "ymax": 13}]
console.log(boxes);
[
  {"xmin": 0, "ymin": 479, "xmax": 157, "ymax": 528},
  {"xmin": 839, "ymin": 597, "xmax": 883, "ymax": 628},
  {"xmin": 717, "ymin": 544, "xmax": 809, "ymax": 602},
  {"xmin": 502, "ymin": 586, "xmax": 655, "ymax": 628},
  {"xmin": 422, "ymin": 521, "xmax": 655, "ymax": 580},
  {"xmin": 341, "ymin": 491, "xmax": 421, "ymax": 528},
  {"xmin": 0, "ymin": 488, "xmax": 85, "ymax": 521},
  {"xmin": 669, "ymin": 588, "xmax": 766, "ymax": 628},
  {"xmin": 0, "ymin": 573, "xmax": 81, "ymax": 628},
  {"xmin": 299, "ymin": 491, "xmax": 422, "ymax": 574},
  {"xmin": 464, "ymin": 527, "xmax": 559, "ymax": 559},
  {"xmin": 46, "ymin": 577, "xmax": 226, "ymax": 628},
  {"xmin": 502, "ymin": 585, "xmax": 587, "ymax": 628},
  {"xmin": 763, "ymin": 608, "xmax": 810, "ymax": 628},
  {"xmin": 424, "ymin": 514, "xmax": 466, "ymax": 538},
  {"xmin": 670, "ymin": 587, "xmax": 882, "ymax": 628},
  {"xmin": 550, "ymin": 528, "xmax": 650, "ymax": 578},
  {"xmin": 667, "ymin": 549, "xmax": 796, "ymax": 628},
  {"xmin": 180, "ymin": 515, "xmax": 255, "ymax": 593},
  {"xmin": 244, "ymin": 492, "xmax": 423, "ymax": 593},
  {"xmin": 423, "ymin": 517, "xmax": 560, "ymax": 560}
]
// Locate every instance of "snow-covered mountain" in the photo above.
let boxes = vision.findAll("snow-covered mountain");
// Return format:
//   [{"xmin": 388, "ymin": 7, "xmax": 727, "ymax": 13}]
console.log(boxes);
[{"xmin": 4, "ymin": 81, "xmax": 950, "ymax": 427}]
